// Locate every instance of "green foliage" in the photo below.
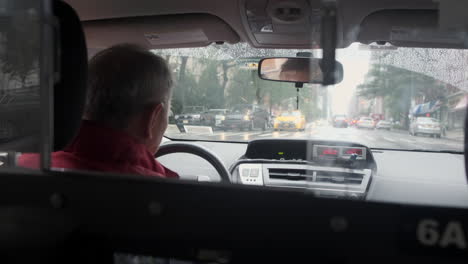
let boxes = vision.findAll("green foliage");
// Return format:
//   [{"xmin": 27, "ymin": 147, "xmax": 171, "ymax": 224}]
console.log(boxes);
[
  {"xmin": 164, "ymin": 55, "xmax": 323, "ymax": 120},
  {"xmin": 358, "ymin": 64, "xmax": 447, "ymax": 126},
  {"xmin": 225, "ymin": 68, "xmax": 256, "ymax": 107},
  {"xmin": 171, "ymin": 70, "xmax": 197, "ymax": 114},
  {"xmin": 199, "ymin": 59, "xmax": 223, "ymax": 108}
]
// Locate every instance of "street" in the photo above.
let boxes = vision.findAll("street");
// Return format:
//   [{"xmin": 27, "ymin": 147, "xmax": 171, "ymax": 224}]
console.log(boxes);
[{"xmin": 165, "ymin": 124, "xmax": 463, "ymax": 151}]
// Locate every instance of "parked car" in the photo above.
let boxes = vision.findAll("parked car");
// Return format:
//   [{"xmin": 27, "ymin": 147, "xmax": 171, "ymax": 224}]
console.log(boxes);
[
  {"xmin": 222, "ymin": 104, "xmax": 270, "ymax": 131},
  {"xmin": 174, "ymin": 106, "xmax": 206, "ymax": 132},
  {"xmin": 273, "ymin": 111, "xmax": 306, "ymax": 131},
  {"xmin": 175, "ymin": 106, "xmax": 206, "ymax": 126},
  {"xmin": 376, "ymin": 120, "xmax": 392, "ymax": 130},
  {"xmin": 357, "ymin": 117, "xmax": 375, "ymax": 129},
  {"xmin": 409, "ymin": 117, "xmax": 442, "ymax": 138},
  {"xmin": 332, "ymin": 115, "xmax": 348, "ymax": 128},
  {"xmin": 349, "ymin": 117, "xmax": 359, "ymax": 126},
  {"xmin": 201, "ymin": 109, "xmax": 228, "ymax": 128}
]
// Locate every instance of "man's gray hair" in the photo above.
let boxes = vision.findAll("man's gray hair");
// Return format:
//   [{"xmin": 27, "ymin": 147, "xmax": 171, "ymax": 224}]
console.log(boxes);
[{"xmin": 85, "ymin": 44, "xmax": 173, "ymax": 127}]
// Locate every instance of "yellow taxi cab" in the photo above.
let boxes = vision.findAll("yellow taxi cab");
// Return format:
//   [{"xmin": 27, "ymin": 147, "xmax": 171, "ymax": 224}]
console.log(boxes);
[{"xmin": 274, "ymin": 111, "xmax": 306, "ymax": 131}]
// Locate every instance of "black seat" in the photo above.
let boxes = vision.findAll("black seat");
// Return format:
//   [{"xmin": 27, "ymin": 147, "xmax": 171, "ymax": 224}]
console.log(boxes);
[{"xmin": 53, "ymin": 0, "xmax": 88, "ymax": 151}]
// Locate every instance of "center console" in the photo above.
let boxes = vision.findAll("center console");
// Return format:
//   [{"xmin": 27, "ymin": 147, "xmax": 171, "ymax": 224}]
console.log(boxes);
[{"xmin": 230, "ymin": 139, "xmax": 377, "ymax": 199}]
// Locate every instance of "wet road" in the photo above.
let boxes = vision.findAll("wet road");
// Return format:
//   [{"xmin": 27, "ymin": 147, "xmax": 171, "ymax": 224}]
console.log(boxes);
[{"xmin": 165, "ymin": 124, "xmax": 463, "ymax": 151}]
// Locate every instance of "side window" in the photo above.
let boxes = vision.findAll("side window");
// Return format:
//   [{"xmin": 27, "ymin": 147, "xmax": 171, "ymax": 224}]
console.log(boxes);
[{"xmin": 0, "ymin": 0, "xmax": 42, "ymax": 169}]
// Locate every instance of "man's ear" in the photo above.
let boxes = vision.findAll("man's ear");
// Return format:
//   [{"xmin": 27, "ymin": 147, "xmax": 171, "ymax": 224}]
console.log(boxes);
[{"xmin": 144, "ymin": 103, "xmax": 164, "ymax": 139}]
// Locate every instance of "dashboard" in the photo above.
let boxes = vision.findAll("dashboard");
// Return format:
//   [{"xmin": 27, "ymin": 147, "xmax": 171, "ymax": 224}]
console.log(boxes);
[
  {"xmin": 242, "ymin": 139, "xmax": 375, "ymax": 168},
  {"xmin": 158, "ymin": 138, "xmax": 468, "ymax": 208}
]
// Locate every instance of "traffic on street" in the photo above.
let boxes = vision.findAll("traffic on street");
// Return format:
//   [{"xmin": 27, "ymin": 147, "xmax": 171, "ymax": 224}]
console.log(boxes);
[{"xmin": 165, "ymin": 122, "xmax": 463, "ymax": 152}]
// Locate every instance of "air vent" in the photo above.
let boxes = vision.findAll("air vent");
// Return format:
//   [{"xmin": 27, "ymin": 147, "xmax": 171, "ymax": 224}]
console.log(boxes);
[
  {"xmin": 268, "ymin": 169, "xmax": 363, "ymax": 185},
  {"xmin": 268, "ymin": 168, "xmax": 311, "ymax": 181},
  {"xmin": 264, "ymin": 165, "xmax": 372, "ymax": 198},
  {"xmin": 316, "ymin": 171, "xmax": 364, "ymax": 185}
]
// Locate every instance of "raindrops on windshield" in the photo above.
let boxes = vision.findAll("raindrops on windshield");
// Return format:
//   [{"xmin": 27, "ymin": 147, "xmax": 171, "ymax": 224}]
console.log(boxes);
[
  {"xmin": 154, "ymin": 42, "xmax": 310, "ymax": 61},
  {"xmin": 157, "ymin": 42, "xmax": 466, "ymax": 152}
]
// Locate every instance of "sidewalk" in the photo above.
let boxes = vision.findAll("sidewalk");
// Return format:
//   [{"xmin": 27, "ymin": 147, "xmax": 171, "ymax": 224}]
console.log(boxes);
[
  {"xmin": 393, "ymin": 127, "xmax": 464, "ymax": 141},
  {"xmin": 444, "ymin": 128, "xmax": 464, "ymax": 141}
]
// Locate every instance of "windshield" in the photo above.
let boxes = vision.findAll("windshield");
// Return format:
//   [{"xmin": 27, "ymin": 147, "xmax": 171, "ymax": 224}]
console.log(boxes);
[{"xmin": 157, "ymin": 43, "xmax": 466, "ymax": 152}]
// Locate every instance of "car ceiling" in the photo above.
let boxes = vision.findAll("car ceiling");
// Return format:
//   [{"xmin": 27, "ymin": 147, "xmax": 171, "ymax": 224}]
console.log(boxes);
[{"xmin": 65, "ymin": 0, "xmax": 467, "ymax": 50}]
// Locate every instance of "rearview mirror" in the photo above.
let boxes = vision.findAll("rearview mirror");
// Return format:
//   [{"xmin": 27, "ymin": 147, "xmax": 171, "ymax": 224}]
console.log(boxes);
[{"xmin": 258, "ymin": 57, "xmax": 343, "ymax": 84}]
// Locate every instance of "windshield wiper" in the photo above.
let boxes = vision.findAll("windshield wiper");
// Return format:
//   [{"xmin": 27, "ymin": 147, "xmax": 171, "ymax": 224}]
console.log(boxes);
[{"xmin": 371, "ymin": 147, "xmax": 464, "ymax": 154}]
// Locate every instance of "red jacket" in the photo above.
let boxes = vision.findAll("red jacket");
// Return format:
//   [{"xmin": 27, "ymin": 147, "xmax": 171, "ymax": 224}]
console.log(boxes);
[{"xmin": 18, "ymin": 120, "xmax": 178, "ymax": 178}]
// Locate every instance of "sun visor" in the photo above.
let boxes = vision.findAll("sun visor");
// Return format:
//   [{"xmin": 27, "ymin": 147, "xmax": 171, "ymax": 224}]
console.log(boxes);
[
  {"xmin": 358, "ymin": 10, "xmax": 468, "ymax": 49},
  {"xmin": 83, "ymin": 14, "xmax": 240, "ymax": 50}
]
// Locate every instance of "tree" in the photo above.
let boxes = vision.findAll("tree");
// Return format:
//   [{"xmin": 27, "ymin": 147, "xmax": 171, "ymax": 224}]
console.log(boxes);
[
  {"xmin": 198, "ymin": 59, "xmax": 223, "ymax": 108},
  {"xmin": 170, "ymin": 56, "xmax": 192, "ymax": 113},
  {"xmin": 358, "ymin": 64, "xmax": 447, "ymax": 127},
  {"xmin": 225, "ymin": 67, "xmax": 256, "ymax": 107},
  {"xmin": 220, "ymin": 61, "xmax": 234, "ymax": 98},
  {"xmin": 369, "ymin": 47, "xmax": 468, "ymax": 93}
]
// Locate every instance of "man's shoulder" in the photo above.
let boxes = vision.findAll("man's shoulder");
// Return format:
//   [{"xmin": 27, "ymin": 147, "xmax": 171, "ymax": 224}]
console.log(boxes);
[
  {"xmin": 131, "ymin": 162, "xmax": 178, "ymax": 178},
  {"xmin": 17, "ymin": 151, "xmax": 178, "ymax": 179}
]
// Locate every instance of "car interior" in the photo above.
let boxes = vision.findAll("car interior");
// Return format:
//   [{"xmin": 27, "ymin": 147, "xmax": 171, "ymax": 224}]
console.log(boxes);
[{"xmin": 1, "ymin": 0, "xmax": 468, "ymax": 263}]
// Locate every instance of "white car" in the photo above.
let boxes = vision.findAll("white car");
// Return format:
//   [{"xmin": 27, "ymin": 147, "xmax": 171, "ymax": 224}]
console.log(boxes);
[
  {"xmin": 376, "ymin": 120, "xmax": 392, "ymax": 130},
  {"xmin": 409, "ymin": 117, "xmax": 442, "ymax": 138},
  {"xmin": 356, "ymin": 117, "xmax": 375, "ymax": 129}
]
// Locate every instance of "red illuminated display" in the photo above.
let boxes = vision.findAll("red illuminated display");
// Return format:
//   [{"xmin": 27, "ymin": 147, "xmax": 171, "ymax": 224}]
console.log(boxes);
[
  {"xmin": 314, "ymin": 145, "xmax": 366, "ymax": 160},
  {"xmin": 322, "ymin": 148, "xmax": 338, "ymax": 155},
  {"xmin": 318, "ymin": 147, "xmax": 339, "ymax": 158},
  {"xmin": 344, "ymin": 148, "xmax": 363, "ymax": 155}
]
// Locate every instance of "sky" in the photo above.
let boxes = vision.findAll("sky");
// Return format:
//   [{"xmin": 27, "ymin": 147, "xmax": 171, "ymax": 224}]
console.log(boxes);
[{"xmin": 330, "ymin": 44, "xmax": 371, "ymax": 115}]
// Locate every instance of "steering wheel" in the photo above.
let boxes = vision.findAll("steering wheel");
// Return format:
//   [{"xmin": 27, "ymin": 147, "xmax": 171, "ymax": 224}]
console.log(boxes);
[{"xmin": 155, "ymin": 142, "xmax": 231, "ymax": 183}]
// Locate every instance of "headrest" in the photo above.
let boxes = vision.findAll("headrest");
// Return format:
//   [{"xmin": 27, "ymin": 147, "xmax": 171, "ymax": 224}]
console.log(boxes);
[{"xmin": 53, "ymin": 1, "xmax": 88, "ymax": 150}]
